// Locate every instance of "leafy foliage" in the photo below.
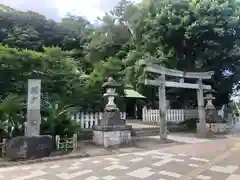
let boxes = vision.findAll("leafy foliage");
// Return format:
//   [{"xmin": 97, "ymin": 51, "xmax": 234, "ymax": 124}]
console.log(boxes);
[
  {"xmin": 0, "ymin": 94, "xmax": 24, "ymax": 137},
  {"xmin": 0, "ymin": 0, "xmax": 239, "ymax": 135},
  {"xmin": 41, "ymin": 102, "xmax": 78, "ymax": 137}
]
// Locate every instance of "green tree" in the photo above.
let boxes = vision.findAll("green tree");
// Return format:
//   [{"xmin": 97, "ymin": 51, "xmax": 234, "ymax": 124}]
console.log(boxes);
[
  {"xmin": 0, "ymin": 45, "xmax": 85, "ymax": 105},
  {"xmin": 0, "ymin": 5, "xmax": 90, "ymax": 51},
  {"xmin": 0, "ymin": 0, "xmax": 239, "ymax": 113},
  {"xmin": 41, "ymin": 102, "xmax": 78, "ymax": 137},
  {"xmin": 3, "ymin": 26, "xmax": 43, "ymax": 50},
  {"xmin": 84, "ymin": 57, "xmax": 125, "ymax": 111},
  {"xmin": 84, "ymin": 0, "xmax": 137, "ymax": 65},
  {"xmin": 0, "ymin": 94, "xmax": 24, "ymax": 137},
  {"xmin": 128, "ymin": 0, "xmax": 240, "ymax": 107}
]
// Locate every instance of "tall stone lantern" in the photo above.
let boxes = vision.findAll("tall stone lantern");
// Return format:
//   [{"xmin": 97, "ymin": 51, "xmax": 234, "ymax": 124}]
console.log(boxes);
[
  {"xmin": 204, "ymin": 89, "xmax": 218, "ymax": 130},
  {"xmin": 100, "ymin": 77, "xmax": 124, "ymax": 126},
  {"xmin": 103, "ymin": 77, "xmax": 118, "ymax": 109},
  {"xmin": 204, "ymin": 89, "xmax": 216, "ymax": 110},
  {"xmin": 93, "ymin": 77, "xmax": 132, "ymax": 148}
]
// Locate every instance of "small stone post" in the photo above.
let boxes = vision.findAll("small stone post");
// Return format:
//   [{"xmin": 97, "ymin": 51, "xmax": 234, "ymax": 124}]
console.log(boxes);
[
  {"xmin": 73, "ymin": 134, "xmax": 77, "ymax": 150},
  {"xmin": 142, "ymin": 106, "xmax": 147, "ymax": 121},
  {"xmin": 55, "ymin": 135, "xmax": 60, "ymax": 150},
  {"xmin": 24, "ymin": 122, "xmax": 27, "ymax": 135},
  {"xmin": 1, "ymin": 139, "xmax": 6, "ymax": 156}
]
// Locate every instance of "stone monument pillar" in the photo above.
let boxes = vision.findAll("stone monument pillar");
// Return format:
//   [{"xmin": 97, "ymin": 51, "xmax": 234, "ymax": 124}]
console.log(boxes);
[
  {"xmin": 26, "ymin": 79, "xmax": 41, "ymax": 137},
  {"xmin": 92, "ymin": 77, "xmax": 132, "ymax": 148},
  {"xmin": 5, "ymin": 79, "xmax": 55, "ymax": 161}
]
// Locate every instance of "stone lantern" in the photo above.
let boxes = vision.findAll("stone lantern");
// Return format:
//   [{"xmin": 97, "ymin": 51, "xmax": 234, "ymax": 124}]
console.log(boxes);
[
  {"xmin": 204, "ymin": 89, "xmax": 216, "ymax": 110},
  {"xmin": 100, "ymin": 77, "xmax": 125, "ymax": 126},
  {"xmin": 102, "ymin": 77, "xmax": 119, "ymax": 111},
  {"xmin": 92, "ymin": 77, "xmax": 132, "ymax": 148},
  {"xmin": 204, "ymin": 89, "xmax": 218, "ymax": 130}
]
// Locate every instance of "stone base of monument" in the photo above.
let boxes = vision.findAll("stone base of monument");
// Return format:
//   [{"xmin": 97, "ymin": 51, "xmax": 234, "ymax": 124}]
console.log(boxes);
[
  {"xmin": 6, "ymin": 135, "xmax": 54, "ymax": 161},
  {"xmin": 196, "ymin": 123, "xmax": 228, "ymax": 135},
  {"xmin": 196, "ymin": 123, "xmax": 218, "ymax": 138},
  {"xmin": 206, "ymin": 123, "xmax": 229, "ymax": 134},
  {"xmin": 93, "ymin": 125, "xmax": 132, "ymax": 148}
]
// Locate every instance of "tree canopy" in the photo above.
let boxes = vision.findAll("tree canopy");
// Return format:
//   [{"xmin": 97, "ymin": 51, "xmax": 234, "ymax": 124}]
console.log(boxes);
[{"xmin": 0, "ymin": 0, "xmax": 239, "ymax": 112}]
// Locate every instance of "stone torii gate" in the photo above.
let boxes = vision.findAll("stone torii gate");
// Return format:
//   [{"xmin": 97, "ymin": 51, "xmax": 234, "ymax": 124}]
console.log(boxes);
[{"xmin": 144, "ymin": 64, "xmax": 214, "ymax": 139}]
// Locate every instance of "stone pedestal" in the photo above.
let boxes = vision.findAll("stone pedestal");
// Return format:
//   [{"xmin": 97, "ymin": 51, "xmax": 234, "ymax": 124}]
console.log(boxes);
[
  {"xmin": 26, "ymin": 79, "xmax": 41, "ymax": 137},
  {"xmin": 93, "ymin": 125, "xmax": 132, "ymax": 148},
  {"xmin": 197, "ymin": 123, "xmax": 228, "ymax": 134}
]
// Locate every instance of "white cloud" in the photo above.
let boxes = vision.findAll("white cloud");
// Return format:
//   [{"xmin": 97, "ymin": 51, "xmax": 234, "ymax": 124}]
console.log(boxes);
[
  {"xmin": 57, "ymin": 0, "xmax": 106, "ymax": 21},
  {"xmin": 0, "ymin": 0, "xmax": 139, "ymax": 21},
  {"xmin": 0, "ymin": 0, "xmax": 61, "ymax": 20}
]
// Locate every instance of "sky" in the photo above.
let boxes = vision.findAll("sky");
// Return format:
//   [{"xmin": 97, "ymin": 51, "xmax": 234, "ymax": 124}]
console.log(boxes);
[{"xmin": 0, "ymin": 0, "xmax": 138, "ymax": 22}]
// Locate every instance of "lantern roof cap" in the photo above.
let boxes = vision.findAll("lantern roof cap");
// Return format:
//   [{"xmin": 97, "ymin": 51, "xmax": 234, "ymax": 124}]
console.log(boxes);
[
  {"xmin": 102, "ymin": 77, "xmax": 120, "ymax": 88},
  {"xmin": 204, "ymin": 89, "xmax": 216, "ymax": 94}
]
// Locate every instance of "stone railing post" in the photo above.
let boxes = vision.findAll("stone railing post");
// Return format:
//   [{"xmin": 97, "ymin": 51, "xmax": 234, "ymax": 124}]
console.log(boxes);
[
  {"xmin": 55, "ymin": 135, "xmax": 60, "ymax": 150},
  {"xmin": 73, "ymin": 134, "xmax": 77, "ymax": 150},
  {"xmin": 24, "ymin": 122, "xmax": 27, "ymax": 135},
  {"xmin": 1, "ymin": 139, "xmax": 6, "ymax": 156},
  {"xmin": 142, "ymin": 106, "xmax": 147, "ymax": 121}
]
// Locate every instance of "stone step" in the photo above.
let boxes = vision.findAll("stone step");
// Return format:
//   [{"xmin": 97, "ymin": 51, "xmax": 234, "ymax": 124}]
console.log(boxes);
[
  {"xmin": 131, "ymin": 127, "xmax": 160, "ymax": 137},
  {"xmin": 127, "ymin": 120, "xmax": 160, "ymax": 126},
  {"xmin": 79, "ymin": 127, "xmax": 161, "ymax": 139}
]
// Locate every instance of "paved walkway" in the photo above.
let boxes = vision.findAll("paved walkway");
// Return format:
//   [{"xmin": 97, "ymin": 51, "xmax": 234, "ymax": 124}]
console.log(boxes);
[
  {"xmin": 1, "ymin": 137, "xmax": 240, "ymax": 180},
  {"xmin": 0, "ymin": 148, "xmax": 239, "ymax": 180},
  {"xmin": 2, "ymin": 121, "xmax": 240, "ymax": 180},
  {"xmin": 148, "ymin": 134, "xmax": 211, "ymax": 144},
  {"xmin": 230, "ymin": 120, "xmax": 240, "ymax": 134}
]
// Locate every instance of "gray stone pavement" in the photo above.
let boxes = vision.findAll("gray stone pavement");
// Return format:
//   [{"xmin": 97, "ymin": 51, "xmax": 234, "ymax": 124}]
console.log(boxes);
[
  {"xmin": 2, "ymin": 121, "xmax": 240, "ymax": 180},
  {"xmin": 1, "ymin": 146, "xmax": 240, "ymax": 180}
]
